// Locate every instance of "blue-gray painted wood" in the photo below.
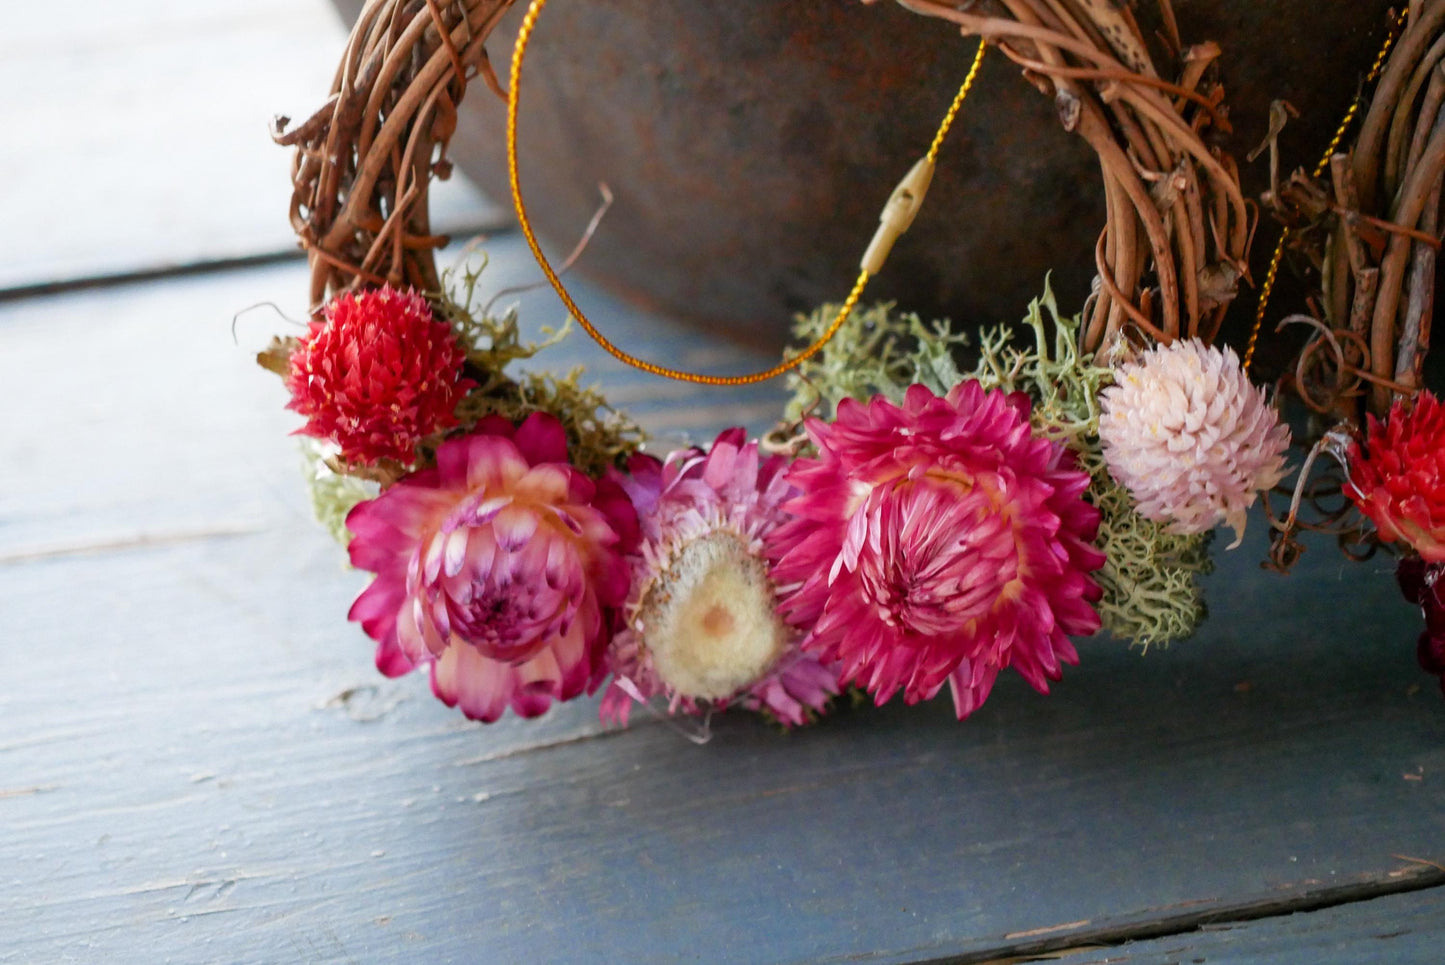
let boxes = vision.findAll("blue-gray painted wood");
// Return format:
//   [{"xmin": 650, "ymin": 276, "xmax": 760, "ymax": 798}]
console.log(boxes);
[
  {"xmin": 1071, "ymin": 886, "xmax": 1445, "ymax": 964},
  {"xmin": 0, "ymin": 0, "xmax": 502, "ymax": 294},
  {"xmin": 2, "ymin": 248, "xmax": 1443, "ymax": 964}
]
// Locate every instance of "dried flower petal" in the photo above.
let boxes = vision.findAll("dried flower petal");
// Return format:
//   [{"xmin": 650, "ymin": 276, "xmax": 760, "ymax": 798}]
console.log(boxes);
[
  {"xmin": 1099, "ymin": 339, "xmax": 1289, "ymax": 545},
  {"xmin": 287, "ymin": 285, "xmax": 474, "ymax": 466},
  {"xmin": 346, "ymin": 414, "xmax": 633, "ymax": 722},
  {"xmin": 768, "ymin": 383, "xmax": 1104, "ymax": 719}
]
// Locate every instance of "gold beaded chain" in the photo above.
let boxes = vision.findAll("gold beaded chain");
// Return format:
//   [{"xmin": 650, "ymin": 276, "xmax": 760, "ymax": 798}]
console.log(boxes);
[
  {"xmin": 506, "ymin": 0, "xmax": 987, "ymax": 385},
  {"xmin": 1243, "ymin": 7, "xmax": 1408, "ymax": 373}
]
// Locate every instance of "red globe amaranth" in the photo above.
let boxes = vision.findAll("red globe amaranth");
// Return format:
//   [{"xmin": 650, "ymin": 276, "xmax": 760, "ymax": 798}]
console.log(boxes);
[
  {"xmin": 1348, "ymin": 391, "xmax": 1445, "ymax": 562},
  {"xmin": 287, "ymin": 285, "xmax": 475, "ymax": 466}
]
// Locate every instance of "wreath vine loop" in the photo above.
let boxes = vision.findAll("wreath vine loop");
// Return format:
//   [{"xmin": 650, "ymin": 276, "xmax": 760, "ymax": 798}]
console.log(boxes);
[
  {"xmin": 275, "ymin": 0, "xmax": 513, "ymax": 313},
  {"xmin": 1263, "ymin": 5, "xmax": 1443, "ymax": 421}
]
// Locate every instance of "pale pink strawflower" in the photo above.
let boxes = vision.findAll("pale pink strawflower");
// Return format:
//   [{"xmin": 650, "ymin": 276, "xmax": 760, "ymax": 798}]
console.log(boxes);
[
  {"xmin": 601, "ymin": 428, "xmax": 839, "ymax": 727},
  {"xmin": 346, "ymin": 413, "xmax": 635, "ymax": 722},
  {"xmin": 767, "ymin": 383, "xmax": 1105, "ymax": 719},
  {"xmin": 1099, "ymin": 339, "xmax": 1289, "ymax": 545}
]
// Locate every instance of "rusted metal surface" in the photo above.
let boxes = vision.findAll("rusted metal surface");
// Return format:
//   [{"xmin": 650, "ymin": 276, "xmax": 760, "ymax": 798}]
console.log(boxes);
[{"xmin": 334, "ymin": 0, "xmax": 1394, "ymax": 353}]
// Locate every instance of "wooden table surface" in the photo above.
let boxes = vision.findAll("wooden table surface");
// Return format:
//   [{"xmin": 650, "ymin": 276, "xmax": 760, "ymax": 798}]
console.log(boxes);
[{"xmin": 3, "ymin": 4, "xmax": 1443, "ymax": 963}]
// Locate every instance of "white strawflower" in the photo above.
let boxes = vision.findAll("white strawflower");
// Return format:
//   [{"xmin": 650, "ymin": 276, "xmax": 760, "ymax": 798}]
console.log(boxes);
[{"xmin": 1099, "ymin": 339, "xmax": 1290, "ymax": 546}]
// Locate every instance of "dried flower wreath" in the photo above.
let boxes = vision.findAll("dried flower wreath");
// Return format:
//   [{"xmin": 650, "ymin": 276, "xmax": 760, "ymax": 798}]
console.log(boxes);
[{"xmin": 260, "ymin": 0, "xmax": 1445, "ymax": 728}]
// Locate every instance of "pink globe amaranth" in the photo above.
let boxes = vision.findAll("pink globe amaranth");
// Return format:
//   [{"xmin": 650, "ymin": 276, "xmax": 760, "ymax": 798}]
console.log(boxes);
[
  {"xmin": 345, "ymin": 413, "xmax": 636, "ymax": 722},
  {"xmin": 767, "ymin": 383, "xmax": 1105, "ymax": 719},
  {"xmin": 600, "ymin": 429, "xmax": 840, "ymax": 727},
  {"xmin": 1348, "ymin": 391, "xmax": 1445, "ymax": 563}
]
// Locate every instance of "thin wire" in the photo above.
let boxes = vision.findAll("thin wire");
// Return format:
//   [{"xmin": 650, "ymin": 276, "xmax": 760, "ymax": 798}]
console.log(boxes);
[
  {"xmin": 926, "ymin": 38, "xmax": 987, "ymax": 165},
  {"xmin": 507, "ymin": 0, "xmax": 986, "ymax": 385},
  {"xmin": 1244, "ymin": 7, "xmax": 1407, "ymax": 373}
]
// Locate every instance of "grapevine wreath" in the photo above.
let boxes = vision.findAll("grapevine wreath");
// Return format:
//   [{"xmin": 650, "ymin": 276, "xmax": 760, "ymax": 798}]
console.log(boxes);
[{"xmin": 260, "ymin": 0, "xmax": 1445, "ymax": 729}]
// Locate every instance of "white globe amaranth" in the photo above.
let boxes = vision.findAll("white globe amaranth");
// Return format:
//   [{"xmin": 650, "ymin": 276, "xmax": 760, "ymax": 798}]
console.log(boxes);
[{"xmin": 1098, "ymin": 339, "xmax": 1290, "ymax": 545}]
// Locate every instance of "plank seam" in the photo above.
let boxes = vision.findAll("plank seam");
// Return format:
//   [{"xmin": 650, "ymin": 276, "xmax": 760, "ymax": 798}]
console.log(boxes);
[
  {"xmin": 899, "ymin": 868, "xmax": 1445, "ymax": 965},
  {"xmin": 0, "ymin": 220, "xmax": 513, "ymax": 305}
]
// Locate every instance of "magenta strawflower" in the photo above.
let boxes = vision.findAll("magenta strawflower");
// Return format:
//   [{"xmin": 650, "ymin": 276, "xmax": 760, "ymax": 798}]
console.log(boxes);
[
  {"xmin": 767, "ymin": 383, "xmax": 1105, "ymax": 719},
  {"xmin": 345, "ymin": 413, "xmax": 635, "ymax": 722},
  {"xmin": 601, "ymin": 429, "xmax": 839, "ymax": 726}
]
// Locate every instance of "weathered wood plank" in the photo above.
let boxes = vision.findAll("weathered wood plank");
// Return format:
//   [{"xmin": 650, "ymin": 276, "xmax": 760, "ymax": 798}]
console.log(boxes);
[
  {"xmin": 0, "ymin": 0, "xmax": 502, "ymax": 293},
  {"xmin": 1, "ymin": 521, "xmax": 1442, "ymax": 965},
  {"xmin": 2, "ymin": 253, "xmax": 1443, "ymax": 964},
  {"xmin": 1069, "ymin": 885, "xmax": 1445, "ymax": 964}
]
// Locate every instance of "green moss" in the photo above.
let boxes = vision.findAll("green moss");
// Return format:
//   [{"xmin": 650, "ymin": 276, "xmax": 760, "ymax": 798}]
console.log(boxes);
[
  {"xmin": 450, "ymin": 366, "xmax": 644, "ymax": 479},
  {"xmin": 440, "ymin": 254, "xmax": 572, "ymax": 384},
  {"xmin": 436, "ymin": 255, "xmax": 646, "ymax": 476},
  {"xmin": 1088, "ymin": 471, "xmax": 1213, "ymax": 649}
]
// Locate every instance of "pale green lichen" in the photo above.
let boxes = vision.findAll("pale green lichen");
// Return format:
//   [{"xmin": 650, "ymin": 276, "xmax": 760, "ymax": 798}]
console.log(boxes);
[
  {"xmin": 300, "ymin": 439, "xmax": 376, "ymax": 546},
  {"xmin": 783, "ymin": 301, "xmax": 968, "ymax": 424},
  {"xmin": 963, "ymin": 281, "xmax": 1211, "ymax": 650}
]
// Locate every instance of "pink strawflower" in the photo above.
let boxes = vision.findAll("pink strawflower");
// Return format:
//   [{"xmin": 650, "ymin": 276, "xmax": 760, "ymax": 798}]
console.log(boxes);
[
  {"xmin": 287, "ymin": 285, "xmax": 474, "ymax": 466},
  {"xmin": 345, "ymin": 413, "xmax": 635, "ymax": 722},
  {"xmin": 1348, "ymin": 391, "xmax": 1445, "ymax": 563},
  {"xmin": 1099, "ymin": 339, "xmax": 1290, "ymax": 545},
  {"xmin": 601, "ymin": 429, "xmax": 839, "ymax": 727},
  {"xmin": 768, "ymin": 383, "xmax": 1105, "ymax": 719}
]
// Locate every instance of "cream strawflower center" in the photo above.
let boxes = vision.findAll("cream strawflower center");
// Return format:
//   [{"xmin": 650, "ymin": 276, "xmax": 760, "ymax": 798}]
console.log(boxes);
[{"xmin": 638, "ymin": 531, "xmax": 788, "ymax": 700}]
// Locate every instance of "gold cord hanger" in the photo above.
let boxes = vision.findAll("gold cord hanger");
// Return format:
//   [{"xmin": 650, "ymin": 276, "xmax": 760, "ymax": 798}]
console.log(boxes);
[
  {"xmin": 1243, "ymin": 7, "xmax": 1407, "ymax": 373},
  {"xmin": 506, "ymin": 0, "xmax": 986, "ymax": 385}
]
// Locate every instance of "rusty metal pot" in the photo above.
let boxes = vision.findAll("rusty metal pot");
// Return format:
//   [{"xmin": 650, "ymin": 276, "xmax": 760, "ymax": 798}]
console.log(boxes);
[{"xmin": 334, "ymin": 0, "xmax": 1393, "ymax": 349}]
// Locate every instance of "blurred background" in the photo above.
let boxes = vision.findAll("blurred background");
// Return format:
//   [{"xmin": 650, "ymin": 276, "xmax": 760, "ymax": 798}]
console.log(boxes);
[
  {"xmin": 3, "ymin": 0, "xmax": 1399, "ymax": 356},
  {"xmin": 0, "ymin": 1, "xmax": 500, "ymax": 296}
]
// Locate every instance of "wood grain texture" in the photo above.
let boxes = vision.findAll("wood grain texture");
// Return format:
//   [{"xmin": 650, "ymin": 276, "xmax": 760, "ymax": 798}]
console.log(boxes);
[
  {"xmin": 0, "ymin": 0, "xmax": 502, "ymax": 293},
  {"xmin": 1068, "ymin": 886, "xmax": 1445, "ymax": 964},
  {"xmin": 2, "ymin": 248, "xmax": 1443, "ymax": 964}
]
